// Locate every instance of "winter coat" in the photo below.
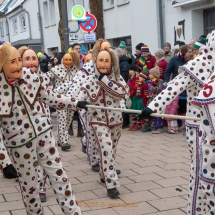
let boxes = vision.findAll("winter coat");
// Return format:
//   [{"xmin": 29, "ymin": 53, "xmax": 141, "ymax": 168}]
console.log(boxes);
[
  {"xmin": 127, "ymin": 77, "xmax": 139, "ymax": 97},
  {"xmin": 164, "ymin": 51, "xmax": 174, "ymax": 63},
  {"xmin": 157, "ymin": 59, "xmax": 168, "ymax": 80},
  {"xmin": 164, "ymin": 96, "xmax": 179, "ymax": 121},
  {"xmin": 119, "ymin": 55, "xmax": 130, "ymax": 83},
  {"xmin": 39, "ymin": 58, "xmax": 49, "ymax": 73},
  {"xmin": 164, "ymin": 55, "xmax": 187, "ymax": 97}
]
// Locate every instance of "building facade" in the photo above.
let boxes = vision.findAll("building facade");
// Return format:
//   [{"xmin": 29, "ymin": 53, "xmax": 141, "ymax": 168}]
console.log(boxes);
[
  {"xmin": 0, "ymin": 0, "xmax": 215, "ymax": 55},
  {"xmin": 0, "ymin": 0, "xmax": 42, "ymax": 52},
  {"xmin": 164, "ymin": 0, "xmax": 215, "ymax": 50}
]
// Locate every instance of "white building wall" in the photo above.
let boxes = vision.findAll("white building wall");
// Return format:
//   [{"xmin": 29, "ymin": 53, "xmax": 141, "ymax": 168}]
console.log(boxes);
[
  {"xmin": 164, "ymin": 0, "xmax": 215, "ymax": 50},
  {"xmin": 103, "ymin": 0, "xmax": 159, "ymax": 54}
]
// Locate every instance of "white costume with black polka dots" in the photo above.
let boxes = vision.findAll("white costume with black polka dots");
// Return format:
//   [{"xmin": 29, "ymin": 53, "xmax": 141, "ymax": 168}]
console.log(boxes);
[
  {"xmin": 73, "ymin": 66, "xmax": 128, "ymax": 189},
  {"xmin": 0, "ymin": 68, "xmax": 81, "ymax": 215},
  {"xmin": 147, "ymin": 31, "xmax": 215, "ymax": 215},
  {"xmin": 55, "ymin": 61, "xmax": 100, "ymax": 166},
  {"xmin": 192, "ymin": 73, "xmax": 215, "ymax": 215},
  {"xmin": 46, "ymin": 64, "xmax": 78, "ymax": 146}
]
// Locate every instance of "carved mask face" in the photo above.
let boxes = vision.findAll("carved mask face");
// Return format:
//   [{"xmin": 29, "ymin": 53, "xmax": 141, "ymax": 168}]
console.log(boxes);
[
  {"xmin": 100, "ymin": 41, "xmax": 111, "ymax": 51},
  {"xmin": 84, "ymin": 53, "xmax": 92, "ymax": 64},
  {"xmin": 63, "ymin": 53, "xmax": 73, "ymax": 68},
  {"xmin": 96, "ymin": 51, "xmax": 111, "ymax": 74},
  {"xmin": 22, "ymin": 49, "xmax": 39, "ymax": 72},
  {"xmin": 3, "ymin": 46, "xmax": 22, "ymax": 79}
]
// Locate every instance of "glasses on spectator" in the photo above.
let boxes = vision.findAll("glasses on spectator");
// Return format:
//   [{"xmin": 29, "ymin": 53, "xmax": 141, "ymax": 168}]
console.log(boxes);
[{"xmin": 74, "ymin": 48, "xmax": 81, "ymax": 50}]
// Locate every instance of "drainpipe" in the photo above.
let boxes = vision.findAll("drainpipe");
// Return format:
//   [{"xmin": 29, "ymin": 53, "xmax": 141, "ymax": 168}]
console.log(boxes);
[
  {"xmin": 20, "ymin": 5, "xmax": 32, "ymax": 40},
  {"xmin": 5, "ymin": 17, "xmax": 10, "ymax": 42},
  {"xmin": 157, "ymin": 0, "xmax": 164, "ymax": 48},
  {"xmin": 37, "ymin": 0, "xmax": 44, "ymax": 48}
]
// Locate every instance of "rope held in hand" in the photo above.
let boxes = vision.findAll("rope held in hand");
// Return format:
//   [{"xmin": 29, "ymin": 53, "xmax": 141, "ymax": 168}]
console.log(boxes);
[{"xmin": 86, "ymin": 105, "xmax": 200, "ymax": 121}]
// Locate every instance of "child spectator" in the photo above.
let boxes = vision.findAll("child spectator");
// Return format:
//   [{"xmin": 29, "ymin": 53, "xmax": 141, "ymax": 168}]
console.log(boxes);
[
  {"xmin": 127, "ymin": 64, "xmax": 141, "ymax": 130},
  {"xmin": 164, "ymin": 96, "xmax": 179, "ymax": 134},
  {"xmin": 143, "ymin": 66, "xmax": 164, "ymax": 133},
  {"xmin": 137, "ymin": 45, "xmax": 156, "ymax": 72},
  {"xmin": 154, "ymin": 49, "xmax": 168, "ymax": 80}
]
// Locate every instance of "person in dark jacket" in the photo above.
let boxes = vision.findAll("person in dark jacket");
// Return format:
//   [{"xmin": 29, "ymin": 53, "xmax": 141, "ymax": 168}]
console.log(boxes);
[
  {"xmin": 119, "ymin": 55, "xmax": 130, "ymax": 83},
  {"xmin": 39, "ymin": 54, "xmax": 49, "ymax": 73},
  {"xmin": 164, "ymin": 44, "xmax": 191, "ymax": 123},
  {"xmin": 135, "ymin": 43, "xmax": 145, "ymax": 65}
]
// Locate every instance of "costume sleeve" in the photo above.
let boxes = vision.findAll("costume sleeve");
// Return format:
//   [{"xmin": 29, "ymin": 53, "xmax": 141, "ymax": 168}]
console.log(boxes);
[
  {"xmin": 0, "ymin": 125, "xmax": 12, "ymax": 169},
  {"xmin": 98, "ymin": 75, "xmax": 127, "ymax": 99},
  {"xmin": 37, "ymin": 70, "xmax": 52, "ymax": 88},
  {"xmin": 148, "ymin": 71, "xmax": 196, "ymax": 113},
  {"xmin": 38, "ymin": 86, "xmax": 77, "ymax": 110},
  {"xmin": 67, "ymin": 70, "xmax": 89, "ymax": 98},
  {"xmin": 54, "ymin": 81, "xmax": 72, "ymax": 94},
  {"xmin": 45, "ymin": 69, "xmax": 55, "ymax": 80},
  {"xmin": 164, "ymin": 57, "xmax": 175, "ymax": 83}
]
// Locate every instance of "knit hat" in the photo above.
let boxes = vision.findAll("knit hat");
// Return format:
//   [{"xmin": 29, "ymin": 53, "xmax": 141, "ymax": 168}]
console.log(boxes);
[
  {"xmin": 154, "ymin": 49, "xmax": 165, "ymax": 59},
  {"xmin": 119, "ymin": 41, "xmax": 127, "ymax": 48},
  {"xmin": 199, "ymin": 35, "xmax": 207, "ymax": 45},
  {"xmin": 128, "ymin": 64, "xmax": 137, "ymax": 71},
  {"xmin": 37, "ymin": 52, "xmax": 42, "ymax": 58},
  {"xmin": 135, "ymin": 43, "xmax": 145, "ymax": 51},
  {"xmin": 141, "ymin": 45, "xmax": 149, "ymax": 53},
  {"xmin": 139, "ymin": 70, "xmax": 149, "ymax": 79},
  {"xmin": 179, "ymin": 41, "xmax": 185, "ymax": 47},
  {"xmin": 164, "ymin": 42, "xmax": 171, "ymax": 49},
  {"xmin": 149, "ymin": 66, "xmax": 160, "ymax": 78}
]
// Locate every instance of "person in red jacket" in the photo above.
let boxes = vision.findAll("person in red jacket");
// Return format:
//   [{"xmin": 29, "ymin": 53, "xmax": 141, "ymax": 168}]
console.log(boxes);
[
  {"xmin": 137, "ymin": 45, "xmax": 156, "ymax": 73},
  {"xmin": 154, "ymin": 49, "xmax": 168, "ymax": 80}
]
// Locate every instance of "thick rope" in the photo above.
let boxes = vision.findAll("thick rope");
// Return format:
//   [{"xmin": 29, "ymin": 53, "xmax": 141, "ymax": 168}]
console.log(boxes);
[{"xmin": 86, "ymin": 105, "xmax": 201, "ymax": 121}]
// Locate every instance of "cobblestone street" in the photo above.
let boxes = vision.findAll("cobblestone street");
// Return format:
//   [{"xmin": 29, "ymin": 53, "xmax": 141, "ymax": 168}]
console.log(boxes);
[{"xmin": 0, "ymin": 116, "xmax": 190, "ymax": 215}]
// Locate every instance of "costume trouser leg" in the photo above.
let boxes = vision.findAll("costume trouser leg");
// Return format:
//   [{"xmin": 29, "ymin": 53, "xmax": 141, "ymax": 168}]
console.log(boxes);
[
  {"xmin": 87, "ymin": 125, "xmax": 99, "ymax": 166},
  {"xmin": 10, "ymin": 130, "xmax": 81, "ymax": 215},
  {"xmin": 91, "ymin": 125, "xmax": 121, "ymax": 189},
  {"xmin": 37, "ymin": 166, "xmax": 47, "ymax": 197},
  {"xmin": 57, "ymin": 109, "xmax": 69, "ymax": 145},
  {"xmin": 186, "ymin": 126, "xmax": 205, "ymax": 215}
]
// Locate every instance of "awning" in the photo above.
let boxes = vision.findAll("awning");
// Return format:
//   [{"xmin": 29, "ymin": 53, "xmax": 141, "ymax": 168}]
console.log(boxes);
[{"xmin": 173, "ymin": 0, "xmax": 207, "ymax": 8}]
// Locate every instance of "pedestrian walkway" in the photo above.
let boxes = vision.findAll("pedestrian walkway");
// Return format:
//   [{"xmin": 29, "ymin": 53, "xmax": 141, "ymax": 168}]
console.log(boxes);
[{"xmin": 0, "ymin": 123, "xmax": 189, "ymax": 215}]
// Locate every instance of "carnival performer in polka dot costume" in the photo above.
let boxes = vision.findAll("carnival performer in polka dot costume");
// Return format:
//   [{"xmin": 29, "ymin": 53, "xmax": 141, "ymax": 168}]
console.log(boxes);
[
  {"xmin": 46, "ymin": 51, "xmax": 81, "ymax": 151},
  {"xmin": 141, "ymin": 30, "xmax": 215, "ymax": 215},
  {"xmin": 73, "ymin": 47, "xmax": 128, "ymax": 198},
  {"xmin": 18, "ymin": 46, "xmax": 53, "ymax": 202},
  {"xmin": 0, "ymin": 42, "xmax": 87, "ymax": 215}
]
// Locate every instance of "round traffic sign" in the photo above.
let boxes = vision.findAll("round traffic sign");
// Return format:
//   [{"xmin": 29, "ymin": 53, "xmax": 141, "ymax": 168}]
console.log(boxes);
[
  {"xmin": 72, "ymin": 5, "xmax": 85, "ymax": 20},
  {"xmin": 80, "ymin": 13, "xmax": 97, "ymax": 33}
]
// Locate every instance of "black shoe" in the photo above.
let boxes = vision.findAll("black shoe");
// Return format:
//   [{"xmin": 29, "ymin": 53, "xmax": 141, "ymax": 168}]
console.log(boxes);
[
  {"xmin": 107, "ymin": 188, "xmax": 120, "ymax": 198},
  {"xmin": 100, "ymin": 178, "xmax": 105, "ymax": 183},
  {"xmin": 61, "ymin": 143, "xmax": 71, "ymax": 151},
  {"xmin": 91, "ymin": 164, "xmax": 100, "ymax": 172},
  {"xmin": 116, "ymin": 169, "xmax": 121, "ymax": 175},
  {"xmin": 122, "ymin": 124, "xmax": 130, "ymax": 129}
]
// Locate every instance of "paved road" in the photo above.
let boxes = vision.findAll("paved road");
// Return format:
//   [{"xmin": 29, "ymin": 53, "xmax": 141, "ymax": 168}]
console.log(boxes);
[{"xmin": 0, "ymin": 117, "xmax": 189, "ymax": 215}]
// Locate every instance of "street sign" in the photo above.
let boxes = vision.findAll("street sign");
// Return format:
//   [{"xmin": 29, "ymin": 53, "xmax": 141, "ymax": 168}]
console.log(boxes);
[
  {"xmin": 69, "ymin": 33, "xmax": 79, "ymax": 42},
  {"xmin": 80, "ymin": 13, "xmax": 97, "ymax": 33},
  {"xmin": 71, "ymin": 5, "xmax": 86, "ymax": 21},
  {"xmin": 83, "ymin": 32, "xmax": 97, "ymax": 43}
]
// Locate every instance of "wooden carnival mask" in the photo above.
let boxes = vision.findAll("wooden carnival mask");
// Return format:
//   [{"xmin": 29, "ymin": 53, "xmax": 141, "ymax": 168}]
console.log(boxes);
[
  {"xmin": 63, "ymin": 53, "xmax": 73, "ymax": 68},
  {"xmin": 3, "ymin": 46, "xmax": 22, "ymax": 79},
  {"xmin": 96, "ymin": 50, "xmax": 111, "ymax": 74},
  {"xmin": 22, "ymin": 49, "xmax": 39, "ymax": 72},
  {"xmin": 84, "ymin": 53, "xmax": 92, "ymax": 64},
  {"xmin": 100, "ymin": 41, "xmax": 111, "ymax": 51}
]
